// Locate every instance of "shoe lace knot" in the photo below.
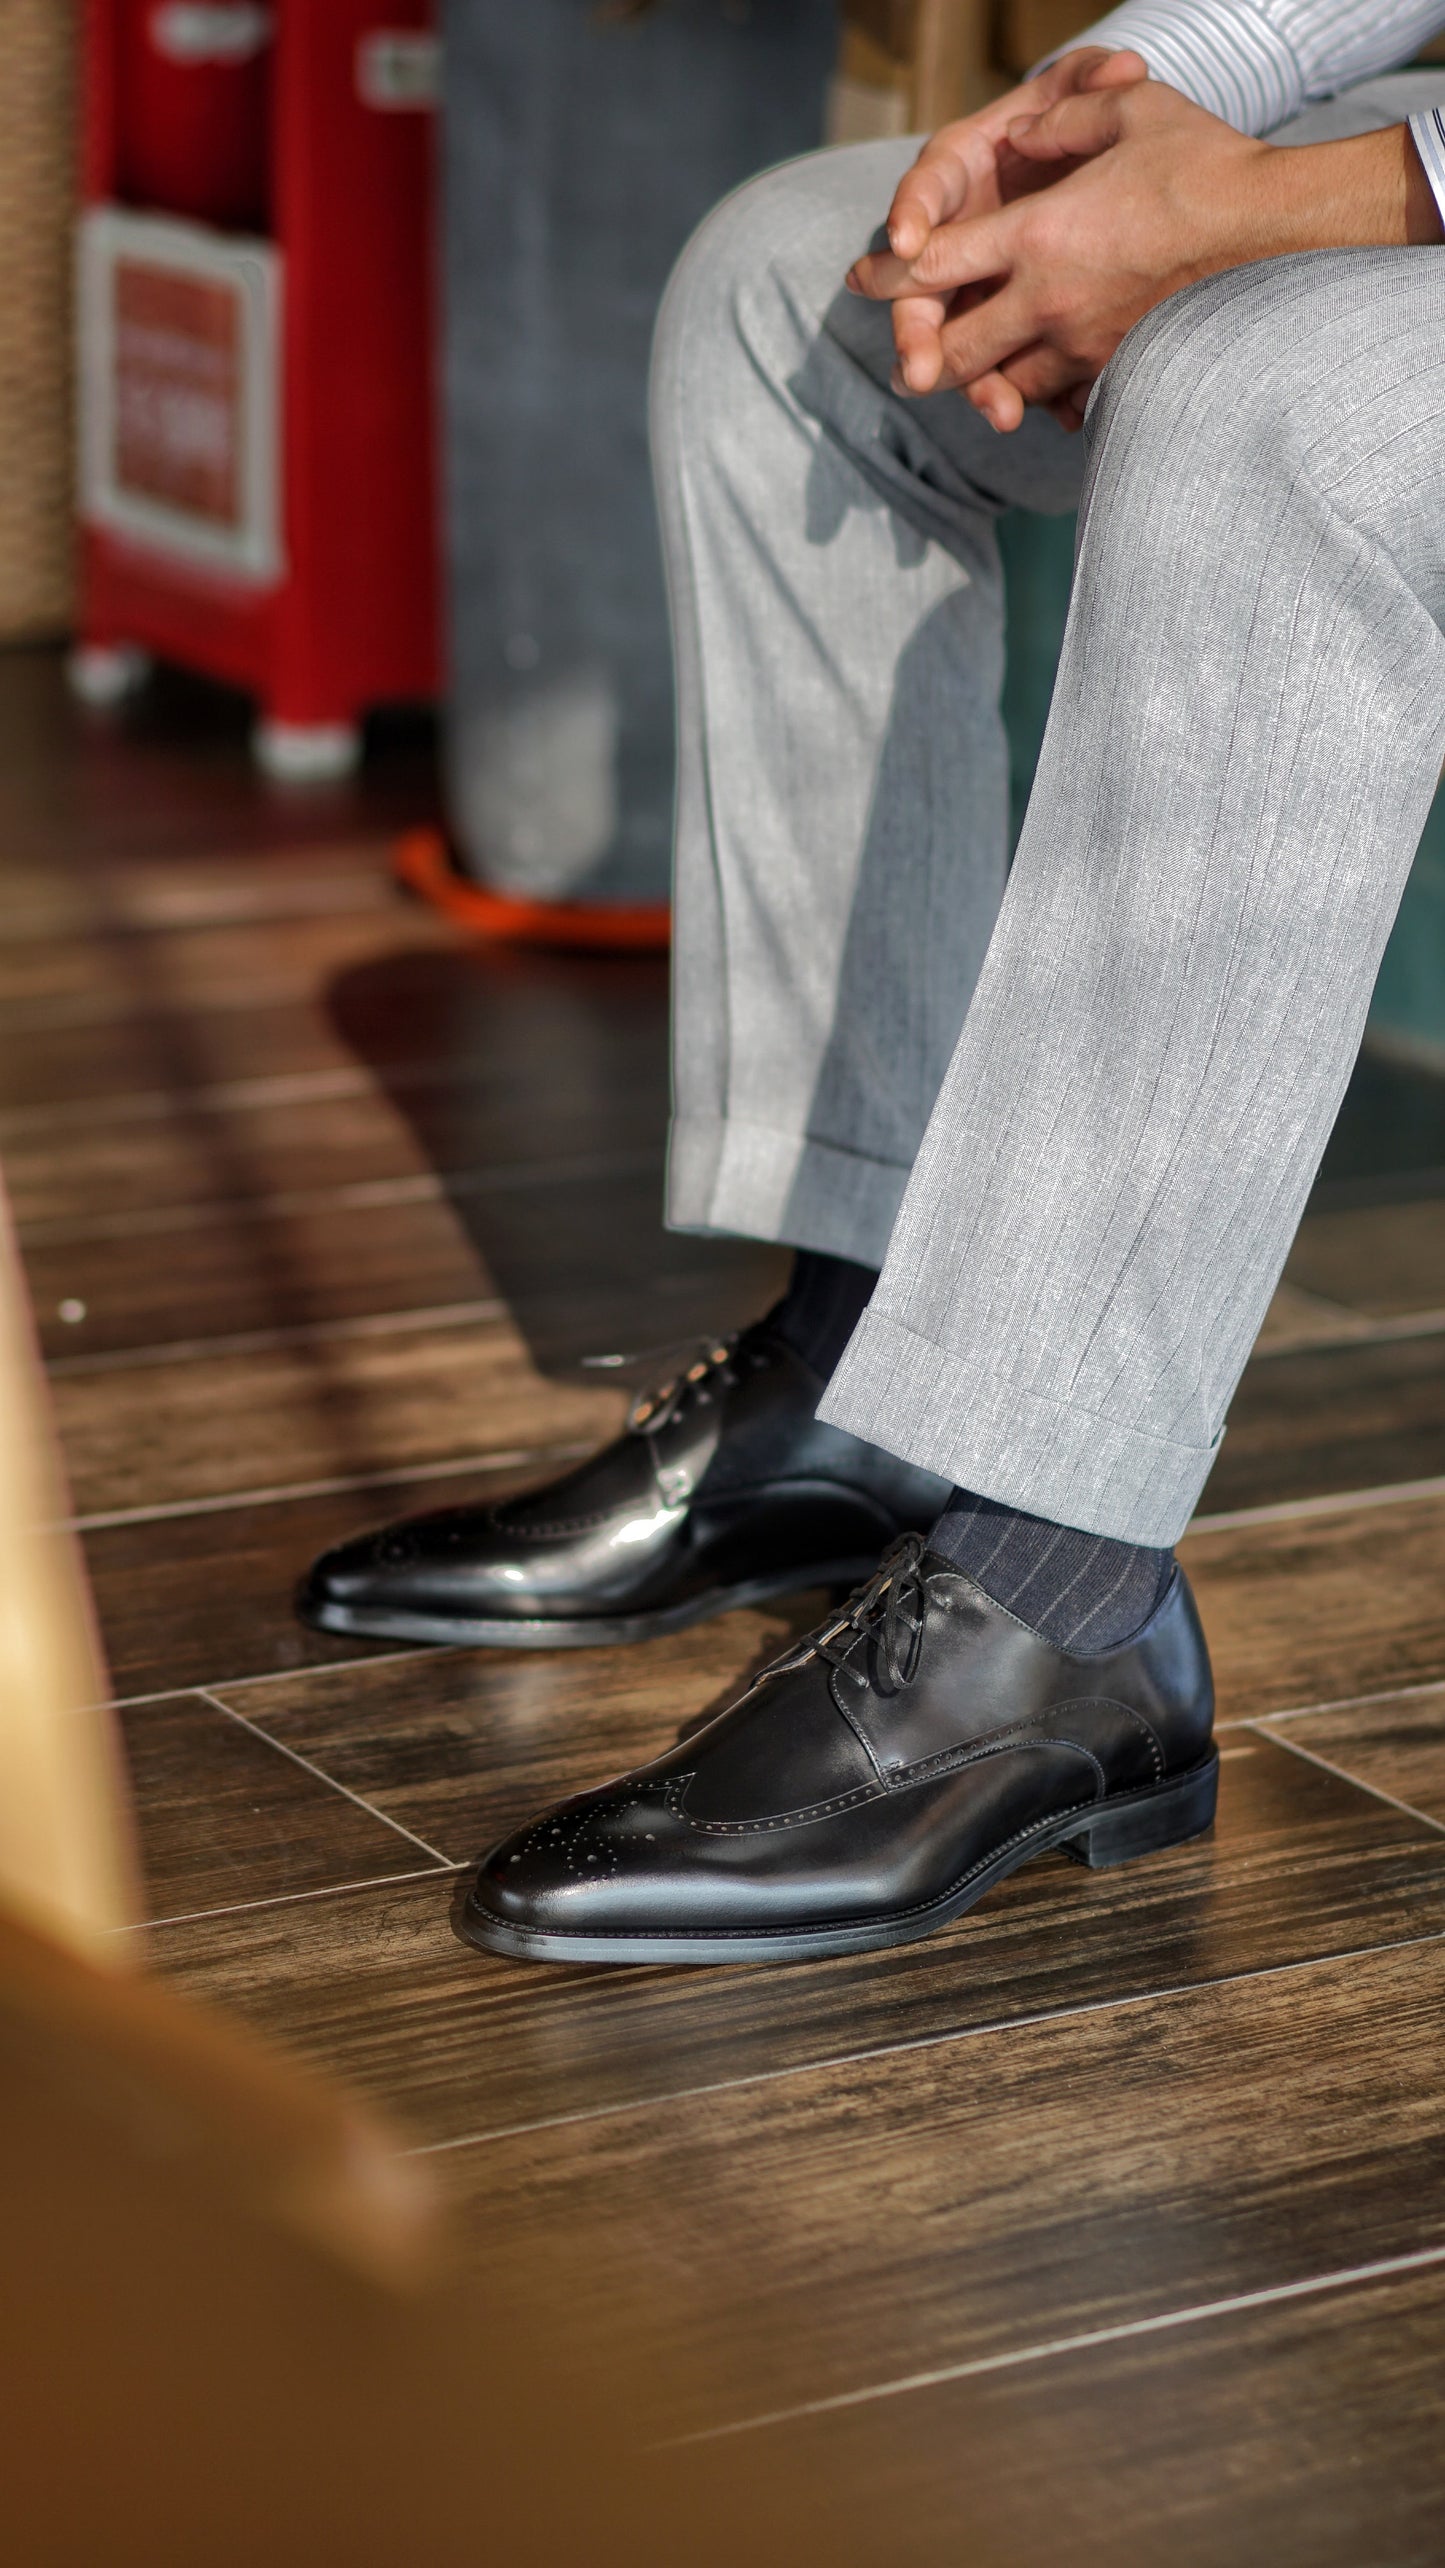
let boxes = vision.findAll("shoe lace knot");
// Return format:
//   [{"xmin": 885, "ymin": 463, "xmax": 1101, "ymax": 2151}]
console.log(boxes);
[{"xmin": 813, "ymin": 1530, "xmax": 930, "ymax": 1695}]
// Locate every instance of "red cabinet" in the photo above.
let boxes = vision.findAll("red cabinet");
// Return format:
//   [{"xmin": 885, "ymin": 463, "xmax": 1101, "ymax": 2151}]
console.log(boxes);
[
  {"xmin": 74, "ymin": 1, "xmax": 441, "ymax": 776},
  {"xmin": 115, "ymin": 0, "xmax": 273, "ymax": 230}
]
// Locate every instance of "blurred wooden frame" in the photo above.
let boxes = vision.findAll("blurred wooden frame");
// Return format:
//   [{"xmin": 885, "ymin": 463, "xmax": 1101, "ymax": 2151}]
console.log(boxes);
[
  {"xmin": 831, "ymin": 4, "xmax": 1445, "ymax": 143},
  {"xmin": 0, "ymin": 0, "xmax": 76, "ymax": 640},
  {"xmin": 0, "ymin": 1160, "xmax": 886, "ymax": 2562},
  {"xmin": 828, "ymin": 1, "xmax": 1105, "ymax": 142},
  {"xmin": 0, "ymin": 1174, "xmax": 140, "ymax": 1960}
]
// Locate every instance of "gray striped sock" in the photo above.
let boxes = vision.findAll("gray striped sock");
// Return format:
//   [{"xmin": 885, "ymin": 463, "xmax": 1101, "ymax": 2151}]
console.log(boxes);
[{"xmin": 929, "ymin": 1488, "xmax": 1173, "ymax": 1654}]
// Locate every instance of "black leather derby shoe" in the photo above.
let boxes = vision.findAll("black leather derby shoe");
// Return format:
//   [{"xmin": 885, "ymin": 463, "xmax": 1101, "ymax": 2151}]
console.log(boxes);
[
  {"xmin": 459, "ymin": 1532, "xmax": 1218, "ymax": 1965},
  {"xmin": 297, "ymin": 1324, "xmax": 947, "ymax": 1649}
]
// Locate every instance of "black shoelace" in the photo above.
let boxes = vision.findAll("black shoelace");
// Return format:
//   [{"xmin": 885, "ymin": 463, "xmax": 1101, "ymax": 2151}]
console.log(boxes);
[{"xmin": 811, "ymin": 1531, "xmax": 930, "ymax": 1695}]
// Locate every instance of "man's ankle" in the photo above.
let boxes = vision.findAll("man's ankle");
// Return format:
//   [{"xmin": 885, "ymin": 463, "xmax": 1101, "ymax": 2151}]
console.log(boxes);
[
  {"xmin": 930, "ymin": 1487, "xmax": 1174, "ymax": 1654},
  {"xmin": 769, "ymin": 1248, "xmax": 878, "ymax": 1381}
]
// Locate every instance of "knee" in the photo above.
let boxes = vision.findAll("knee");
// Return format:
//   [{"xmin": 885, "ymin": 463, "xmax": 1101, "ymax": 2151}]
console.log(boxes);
[
  {"xmin": 655, "ymin": 151, "xmax": 829, "ymax": 375},
  {"xmin": 652, "ymin": 140, "xmax": 902, "ymax": 411},
  {"xmin": 1083, "ymin": 257, "xmax": 1338, "ymax": 503}
]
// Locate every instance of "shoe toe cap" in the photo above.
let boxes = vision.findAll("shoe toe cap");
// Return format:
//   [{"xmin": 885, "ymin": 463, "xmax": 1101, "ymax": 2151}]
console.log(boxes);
[
  {"xmin": 465, "ymin": 1786, "xmax": 679, "ymax": 1938},
  {"xmin": 298, "ymin": 1504, "xmax": 505, "ymax": 1620},
  {"xmin": 300, "ymin": 1523, "xmax": 415, "ymax": 1606}
]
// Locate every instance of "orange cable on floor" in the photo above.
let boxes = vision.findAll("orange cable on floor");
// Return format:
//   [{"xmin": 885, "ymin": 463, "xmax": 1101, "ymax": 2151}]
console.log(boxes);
[{"xmin": 394, "ymin": 827, "xmax": 671, "ymax": 953}]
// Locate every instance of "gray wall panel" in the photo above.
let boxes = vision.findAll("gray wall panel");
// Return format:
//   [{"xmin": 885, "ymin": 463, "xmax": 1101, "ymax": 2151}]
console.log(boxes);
[{"xmin": 443, "ymin": 0, "xmax": 835, "ymax": 899}]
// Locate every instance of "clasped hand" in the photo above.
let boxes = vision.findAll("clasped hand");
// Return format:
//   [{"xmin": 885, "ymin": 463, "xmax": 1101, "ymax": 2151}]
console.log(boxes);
[{"xmin": 845, "ymin": 46, "xmax": 1365, "ymax": 433}]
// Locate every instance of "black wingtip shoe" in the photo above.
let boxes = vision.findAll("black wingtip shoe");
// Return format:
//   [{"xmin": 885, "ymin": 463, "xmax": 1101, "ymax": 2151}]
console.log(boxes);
[
  {"xmin": 458, "ymin": 1533, "xmax": 1218, "ymax": 1966},
  {"xmin": 296, "ymin": 1324, "xmax": 949, "ymax": 1650}
]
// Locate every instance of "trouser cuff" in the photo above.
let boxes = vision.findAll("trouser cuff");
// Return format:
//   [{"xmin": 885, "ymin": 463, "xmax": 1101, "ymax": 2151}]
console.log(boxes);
[
  {"xmin": 666, "ymin": 1114, "xmax": 910, "ymax": 1269},
  {"xmin": 818, "ymin": 1307, "xmax": 1221, "ymax": 1550}
]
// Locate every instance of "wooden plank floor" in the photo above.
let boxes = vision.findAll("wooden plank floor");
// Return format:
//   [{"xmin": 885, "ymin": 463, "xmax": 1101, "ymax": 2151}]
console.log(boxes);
[{"xmin": 9, "ymin": 648, "xmax": 1445, "ymax": 2556}]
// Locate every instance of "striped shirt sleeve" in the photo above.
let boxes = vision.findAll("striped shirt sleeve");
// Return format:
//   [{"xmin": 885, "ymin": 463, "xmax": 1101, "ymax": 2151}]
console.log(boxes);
[
  {"xmin": 1410, "ymin": 99, "xmax": 1445, "ymax": 227},
  {"xmin": 1051, "ymin": 3, "xmax": 1445, "ymax": 133}
]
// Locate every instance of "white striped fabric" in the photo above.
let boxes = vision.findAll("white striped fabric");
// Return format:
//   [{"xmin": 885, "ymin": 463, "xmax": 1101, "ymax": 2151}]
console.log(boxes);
[
  {"xmin": 1412, "ymin": 94, "xmax": 1445, "ymax": 210},
  {"xmin": 1060, "ymin": 3, "xmax": 1445, "ymax": 221}
]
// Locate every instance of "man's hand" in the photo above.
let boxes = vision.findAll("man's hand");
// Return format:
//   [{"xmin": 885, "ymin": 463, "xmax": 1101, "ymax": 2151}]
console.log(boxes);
[
  {"xmin": 851, "ymin": 76, "xmax": 1445, "ymax": 434},
  {"xmin": 883, "ymin": 45, "xmax": 1150, "ymax": 257},
  {"xmin": 876, "ymin": 46, "xmax": 1149, "ymax": 432}
]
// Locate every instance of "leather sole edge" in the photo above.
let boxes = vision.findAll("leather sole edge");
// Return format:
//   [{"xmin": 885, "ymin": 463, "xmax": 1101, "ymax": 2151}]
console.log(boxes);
[
  {"xmin": 296, "ymin": 1559, "xmax": 881, "ymax": 1652},
  {"xmin": 455, "ymin": 1750, "xmax": 1221, "ymax": 1967}
]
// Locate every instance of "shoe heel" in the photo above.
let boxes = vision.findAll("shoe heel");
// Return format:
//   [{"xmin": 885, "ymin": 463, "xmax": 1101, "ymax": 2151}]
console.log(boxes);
[{"xmin": 1062, "ymin": 1753, "xmax": 1218, "ymax": 1871}]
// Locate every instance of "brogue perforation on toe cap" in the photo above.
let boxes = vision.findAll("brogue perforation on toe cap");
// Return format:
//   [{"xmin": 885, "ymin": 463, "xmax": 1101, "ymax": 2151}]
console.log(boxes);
[{"xmin": 459, "ymin": 1535, "xmax": 1218, "ymax": 1967}]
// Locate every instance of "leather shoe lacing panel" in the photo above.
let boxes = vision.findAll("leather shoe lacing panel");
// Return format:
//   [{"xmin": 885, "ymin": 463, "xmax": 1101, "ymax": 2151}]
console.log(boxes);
[
  {"xmin": 609, "ymin": 1329, "xmax": 775, "ymax": 1437},
  {"xmin": 812, "ymin": 1532, "xmax": 929, "ymax": 1694}
]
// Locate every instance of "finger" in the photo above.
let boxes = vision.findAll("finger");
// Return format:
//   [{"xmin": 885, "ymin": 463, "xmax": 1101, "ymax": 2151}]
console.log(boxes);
[
  {"xmin": 884, "ymin": 48, "xmax": 1148, "ymax": 265},
  {"xmin": 1044, "ymin": 380, "xmax": 1091, "ymax": 430},
  {"xmin": 852, "ymin": 200, "xmax": 1016, "ymax": 302},
  {"xmin": 904, "ymin": 204, "xmax": 1018, "ymax": 297},
  {"xmin": 849, "ymin": 241, "xmax": 1009, "ymax": 304},
  {"xmin": 891, "ymin": 290, "xmax": 951, "ymax": 395},
  {"xmin": 993, "ymin": 131, "xmax": 1085, "ymax": 204},
  {"xmin": 1007, "ymin": 88, "xmax": 1126, "ymax": 164},
  {"xmin": 886, "ymin": 52, "xmax": 1146, "ymax": 261},
  {"xmin": 887, "ymin": 131, "xmax": 981, "ymax": 262},
  {"xmin": 931, "ymin": 283, "xmax": 1038, "ymax": 391},
  {"xmin": 963, "ymin": 370, "xmax": 1026, "ymax": 433},
  {"xmin": 999, "ymin": 343, "xmax": 1090, "ymax": 406},
  {"xmin": 1011, "ymin": 44, "xmax": 1139, "ymax": 116},
  {"xmin": 1080, "ymin": 45, "xmax": 1147, "ymax": 90},
  {"xmin": 846, "ymin": 247, "xmax": 921, "ymax": 301}
]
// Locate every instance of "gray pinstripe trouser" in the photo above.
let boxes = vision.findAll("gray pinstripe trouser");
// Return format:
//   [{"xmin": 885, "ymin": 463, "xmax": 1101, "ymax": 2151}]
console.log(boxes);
[{"xmin": 652, "ymin": 77, "xmax": 1445, "ymax": 1548}]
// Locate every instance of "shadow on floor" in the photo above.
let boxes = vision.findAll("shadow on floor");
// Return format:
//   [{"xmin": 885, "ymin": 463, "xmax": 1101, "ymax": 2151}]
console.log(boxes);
[
  {"xmin": 1314, "ymin": 1044, "xmax": 1445, "ymax": 1209},
  {"xmin": 325, "ymin": 938, "xmax": 786, "ymax": 1379},
  {"xmin": 324, "ymin": 931, "xmax": 1445, "ymax": 1380}
]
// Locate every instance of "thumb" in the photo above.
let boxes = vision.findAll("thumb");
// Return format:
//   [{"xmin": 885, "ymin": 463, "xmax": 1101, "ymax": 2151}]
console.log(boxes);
[
  {"xmin": 1083, "ymin": 46, "xmax": 1148, "ymax": 89},
  {"xmin": 1007, "ymin": 88, "xmax": 1127, "ymax": 164}
]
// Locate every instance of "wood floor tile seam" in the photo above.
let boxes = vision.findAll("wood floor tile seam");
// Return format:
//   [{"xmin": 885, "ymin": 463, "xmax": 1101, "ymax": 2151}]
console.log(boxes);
[
  {"xmin": 0, "ymin": 1053, "xmax": 498, "ymax": 1136},
  {"xmin": 112, "ymin": 1860, "xmax": 464, "ymax": 1936},
  {"xmin": 1261, "ymin": 1282, "xmax": 1367, "ymax": 1330},
  {"xmin": 17, "ymin": 1146, "xmax": 665, "ymax": 1248},
  {"xmin": 406, "ymin": 1917, "xmax": 1445, "ymax": 2160},
  {"xmin": 195, "ymin": 1688, "xmax": 455, "ymax": 1866},
  {"xmin": 661, "ymin": 2240, "xmax": 1445, "ymax": 2448},
  {"xmin": 0, "ymin": 884, "xmax": 399, "ymax": 949},
  {"xmin": 1188, "ymin": 1467, "xmax": 1445, "ymax": 1536},
  {"xmin": 46, "ymin": 1297, "xmax": 508, "ymax": 1379},
  {"xmin": 70, "ymin": 1438, "xmax": 591, "ymax": 1533},
  {"xmin": 105, "ymin": 1643, "xmax": 453, "ymax": 1714},
  {"xmin": 1249, "ymin": 1303, "xmax": 1445, "ymax": 1356},
  {"xmin": 0, "ymin": 851, "xmax": 402, "ymax": 944},
  {"xmin": 0, "ymin": 974, "xmax": 399, "ymax": 1035},
  {"xmin": 1228, "ymin": 1672, "xmax": 1445, "ymax": 1727},
  {"xmin": 0, "ymin": 921, "xmax": 452, "ymax": 1035},
  {"xmin": 204, "ymin": 1638, "xmax": 475, "ymax": 1700},
  {"xmin": 1246, "ymin": 1719, "xmax": 1445, "ymax": 1841}
]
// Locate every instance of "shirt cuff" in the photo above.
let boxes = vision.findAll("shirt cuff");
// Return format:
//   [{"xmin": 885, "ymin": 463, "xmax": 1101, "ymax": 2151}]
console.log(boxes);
[
  {"xmin": 1410, "ymin": 106, "xmax": 1445, "ymax": 234},
  {"xmin": 1039, "ymin": 3, "xmax": 1305, "ymax": 134}
]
